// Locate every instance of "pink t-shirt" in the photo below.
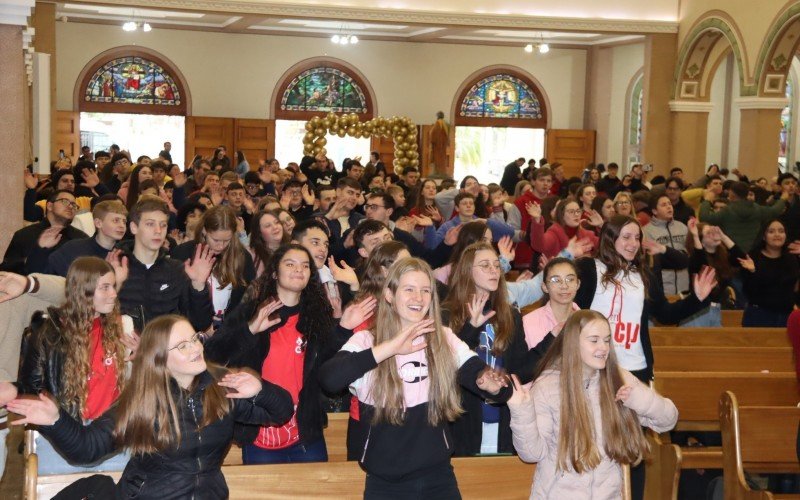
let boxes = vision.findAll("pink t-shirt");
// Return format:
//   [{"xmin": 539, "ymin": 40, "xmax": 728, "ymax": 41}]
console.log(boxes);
[
  {"xmin": 521, "ymin": 301, "xmax": 580, "ymax": 349},
  {"xmin": 341, "ymin": 327, "xmax": 475, "ymax": 408}
]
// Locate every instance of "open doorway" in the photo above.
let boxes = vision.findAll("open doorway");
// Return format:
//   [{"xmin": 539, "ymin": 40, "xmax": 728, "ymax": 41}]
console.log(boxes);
[
  {"xmin": 274, "ymin": 119, "xmax": 371, "ymax": 166},
  {"xmin": 80, "ymin": 112, "xmax": 185, "ymax": 167},
  {"xmin": 454, "ymin": 126, "xmax": 545, "ymax": 184}
]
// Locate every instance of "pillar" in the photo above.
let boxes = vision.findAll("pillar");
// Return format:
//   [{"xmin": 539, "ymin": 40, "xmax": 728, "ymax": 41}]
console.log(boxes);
[
  {"xmin": 735, "ymin": 98, "xmax": 788, "ymax": 180},
  {"xmin": 669, "ymin": 101, "xmax": 713, "ymax": 181},
  {"xmin": 641, "ymin": 33, "xmax": 678, "ymax": 176},
  {"xmin": 31, "ymin": 2, "xmax": 56, "ymax": 159},
  {"xmin": 0, "ymin": 2, "xmax": 32, "ymax": 256}
]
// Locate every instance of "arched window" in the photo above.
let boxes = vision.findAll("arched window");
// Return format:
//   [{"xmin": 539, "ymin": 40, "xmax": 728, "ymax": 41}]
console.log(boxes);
[
  {"xmin": 625, "ymin": 72, "xmax": 644, "ymax": 168},
  {"xmin": 455, "ymin": 71, "xmax": 547, "ymax": 128},
  {"xmin": 780, "ymin": 78, "xmax": 793, "ymax": 170},
  {"xmin": 452, "ymin": 68, "xmax": 548, "ymax": 182},
  {"xmin": 273, "ymin": 59, "xmax": 376, "ymax": 163},
  {"xmin": 78, "ymin": 51, "xmax": 187, "ymax": 115}
]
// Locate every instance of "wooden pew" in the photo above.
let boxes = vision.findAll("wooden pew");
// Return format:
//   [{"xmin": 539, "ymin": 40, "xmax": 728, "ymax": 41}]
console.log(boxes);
[
  {"xmin": 652, "ymin": 346, "xmax": 795, "ymax": 372},
  {"xmin": 650, "ymin": 327, "xmax": 789, "ymax": 348},
  {"xmin": 719, "ymin": 391, "xmax": 800, "ymax": 499},
  {"xmin": 722, "ymin": 309, "xmax": 743, "ymax": 327}
]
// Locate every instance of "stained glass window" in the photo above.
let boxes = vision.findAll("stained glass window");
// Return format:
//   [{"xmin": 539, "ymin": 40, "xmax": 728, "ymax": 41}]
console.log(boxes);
[
  {"xmin": 459, "ymin": 74, "xmax": 542, "ymax": 119},
  {"xmin": 280, "ymin": 66, "xmax": 368, "ymax": 113},
  {"xmin": 627, "ymin": 74, "xmax": 644, "ymax": 166},
  {"xmin": 84, "ymin": 56, "xmax": 182, "ymax": 106}
]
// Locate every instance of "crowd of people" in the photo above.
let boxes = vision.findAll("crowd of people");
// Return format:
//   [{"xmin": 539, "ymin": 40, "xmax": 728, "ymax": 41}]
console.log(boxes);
[{"xmin": 0, "ymin": 143, "xmax": 798, "ymax": 499}]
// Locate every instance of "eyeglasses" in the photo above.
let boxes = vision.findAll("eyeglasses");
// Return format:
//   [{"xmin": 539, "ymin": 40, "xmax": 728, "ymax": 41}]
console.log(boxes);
[
  {"xmin": 54, "ymin": 198, "xmax": 79, "ymax": 210},
  {"xmin": 615, "ymin": 201, "xmax": 631, "ymax": 206},
  {"xmin": 364, "ymin": 203, "xmax": 385, "ymax": 211},
  {"xmin": 473, "ymin": 261, "xmax": 502, "ymax": 273},
  {"xmin": 169, "ymin": 333, "xmax": 202, "ymax": 354},
  {"xmin": 564, "ymin": 208, "xmax": 582, "ymax": 216},
  {"xmin": 547, "ymin": 275, "xmax": 578, "ymax": 287}
]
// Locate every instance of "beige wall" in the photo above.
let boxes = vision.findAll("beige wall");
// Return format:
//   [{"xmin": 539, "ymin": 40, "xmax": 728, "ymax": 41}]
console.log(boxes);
[{"xmin": 56, "ymin": 22, "xmax": 588, "ymax": 129}]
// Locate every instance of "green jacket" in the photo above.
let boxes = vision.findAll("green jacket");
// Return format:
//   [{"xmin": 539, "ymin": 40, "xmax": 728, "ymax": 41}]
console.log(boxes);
[{"xmin": 699, "ymin": 199, "xmax": 786, "ymax": 251}]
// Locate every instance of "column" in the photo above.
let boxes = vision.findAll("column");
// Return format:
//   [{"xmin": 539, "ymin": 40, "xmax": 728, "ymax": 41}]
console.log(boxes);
[
  {"xmin": 669, "ymin": 101, "xmax": 713, "ymax": 181},
  {"xmin": 641, "ymin": 33, "xmax": 678, "ymax": 176},
  {"xmin": 0, "ymin": 1, "xmax": 34, "ymax": 256},
  {"xmin": 31, "ymin": 1, "xmax": 55, "ymax": 158},
  {"xmin": 735, "ymin": 97, "xmax": 788, "ymax": 180}
]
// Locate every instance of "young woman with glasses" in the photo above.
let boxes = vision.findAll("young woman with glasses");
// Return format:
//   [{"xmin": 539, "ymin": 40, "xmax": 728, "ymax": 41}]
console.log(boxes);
[
  {"xmin": 441, "ymin": 242, "xmax": 537, "ymax": 457},
  {"xmin": 522, "ymin": 257, "xmax": 581, "ymax": 353},
  {"xmin": 530, "ymin": 197, "xmax": 599, "ymax": 258}
]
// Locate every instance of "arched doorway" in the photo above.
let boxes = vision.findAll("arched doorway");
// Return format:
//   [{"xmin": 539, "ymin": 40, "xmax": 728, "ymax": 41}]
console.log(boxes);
[
  {"xmin": 271, "ymin": 58, "xmax": 375, "ymax": 167},
  {"xmin": 74, "ymin": 47, "xmax": 190, "ymax": 167},
  {"xmin": 452, "ymin": 67, "xmax": 549, "ymax": 183}
]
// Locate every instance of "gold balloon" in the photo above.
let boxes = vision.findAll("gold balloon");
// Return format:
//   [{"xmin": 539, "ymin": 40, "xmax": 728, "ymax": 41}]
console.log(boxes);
[
  {"xmin": 313, "ymin": 146, "xmax": 322, "ymax": 154},
  {"xmin": 315, "ymin": 128, "xmax": 325, "ymax": 137},
  {"xmin": 394, "ymin": 150, "xmax": 405, "ymax": 159},
  {"xmin": 305, "ymin": 122, "xmax": 314, "ymax": 132},
  {"xmin": 348, "ymin": 113, "xmax": 358, "ymax": 122},
  {"xmin": 304, "ymin": 132, "xmax": 314, "ymax": 142},
  {"xmin": 315, "ymin": 137, "xmax": 327, "ymax": 147},
  {"xmin": 409, "ymin": 160, "xmax": 419, "ymax": 168},
  {"xmin": 327, "ymin": 112, "xmax": 336, "ymax": 121},
  {"xmin": 392, "ymin": 125, "xmax": 400, "ymax": 134},
  {"xmin": 347, "ymin": 126, "xmax": 357, "ymax": 136},
  {"xmin": 399, "ymin": 158, "xmax": 410, "ymax": 166},
  {"xmin": 400, "ymin": 127, "xmax": 408, "ymax": 135},
  {"xmin": 322, "ymin": 119, "xmax": 331, "ymax": 128}
]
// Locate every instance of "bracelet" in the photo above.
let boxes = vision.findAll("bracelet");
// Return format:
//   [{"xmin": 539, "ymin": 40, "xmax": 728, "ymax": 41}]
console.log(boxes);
[{"xmin": 27, "ymin": 276, "xmax": 40, "ymax": 294}]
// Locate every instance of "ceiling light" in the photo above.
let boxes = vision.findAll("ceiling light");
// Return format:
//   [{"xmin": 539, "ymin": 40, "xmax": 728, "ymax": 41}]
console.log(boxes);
[
  {"xmin": 539, "ymin": 43, "xmax": 550, "ymax": 54},
  {"xmin": 350, "ymin": 35, "xmax": 358, "ymax": 44},
  {"xmin": 142, "ymin": 22, "xmax": 152, "ymax": 32},
  {"xmin": 122, "ymin": 21, "xmax": 137, "ymax": 31},
  {"xmin": 331, "ymin": 34, "xmax": 340, "ymax": 43},
  {"xmin": 340, "ymin": 36, "xmax": 349, "ymax": 45},
  {"xmin": 524, "ymin": 44, "xmax": 533, "ymax": 53}
]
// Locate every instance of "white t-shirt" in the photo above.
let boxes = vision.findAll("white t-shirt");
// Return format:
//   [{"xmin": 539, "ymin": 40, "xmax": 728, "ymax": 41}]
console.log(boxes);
[
  {"xmin": 589, "ymin": 260, "xmax": 647, "ymax": 371},
  {"xmin": 209, "ymin": 274, "xmax": 233, "ymax": 316}
]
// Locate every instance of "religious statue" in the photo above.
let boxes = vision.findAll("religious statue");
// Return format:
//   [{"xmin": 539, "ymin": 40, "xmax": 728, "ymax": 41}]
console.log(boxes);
[{"xmin": 429, "ymin": 111, "xmax": 449, "ymax": 174}]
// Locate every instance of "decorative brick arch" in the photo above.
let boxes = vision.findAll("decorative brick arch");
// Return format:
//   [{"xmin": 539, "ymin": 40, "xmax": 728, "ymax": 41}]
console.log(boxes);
[
  {"xmin": 673, "ymin": 12, "xmax": 753, "ymax": 100},
  {"xmin": 754, "ymin": 1, "xmax": 800, "ymax": 97},
  {"xmin": 270, "ymin": 57, "xmax": 376, "ymax": 120},
  {"xmin": 451, "ymin": 66, "xmax": 549, "ymax": 128},
  {"xmin": 73, "ymin": 46, "xmax": 191, "ymax": 115}
]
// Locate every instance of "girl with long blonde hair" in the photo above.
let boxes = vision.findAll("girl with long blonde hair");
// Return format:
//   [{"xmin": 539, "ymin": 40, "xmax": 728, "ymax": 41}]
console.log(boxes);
[
  {"xmin": 508, "ymin": 310, "xmax": 678, "ymax": 499},
  {"xmin": 442, "ymin": 242, "xmax": 535, "ymax": 456},
  {"xmin": 8, "ymin": 314, "xmax": 293, "ymax": 499},
  {"xmin": 319, "ymin": 257, "xmax": 511, "ymax": 499},
  {"xmin": 0, "ymin": 257, "xmax": 129, "ymax": 474}
]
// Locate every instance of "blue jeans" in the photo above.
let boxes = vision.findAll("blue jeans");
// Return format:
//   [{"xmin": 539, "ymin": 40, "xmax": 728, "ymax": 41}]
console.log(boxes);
[
  {"xmin": 242, "ymin": 438, "xmax": 328, "ymax": 464},
  {"xmin": 742, "ymin": 304, "xmax": 790, "ymax": 327},
  {"xmin": 36, "ymin": 432, "xmax": 129, "ymax": 475},
  {"xmin": 679, "ymin": 303, "xmax": 722, "ymax": 327},
  {"xmin": 364, "ymin": 462, "xmax": 461, "ymax": 500}
]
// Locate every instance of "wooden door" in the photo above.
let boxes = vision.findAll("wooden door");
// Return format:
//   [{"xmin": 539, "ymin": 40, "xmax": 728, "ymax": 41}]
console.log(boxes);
[
  {"xmin": 545, "ymin": 129, "xmax": 596, "ymax": 178},
  {"xmin": 370, "ymin": 135, "xmax": 397, "ymax": 174},
  {"xmin": 185, "ymin": 117, "xmax": 234, "ymax": 164},
  {"xmin": 55, "ymin": 111, "xmax": 80, "ymax": 163},
  {"xmin": 233, "ymin": 119, "xmax": 274, "ymax": 171}
]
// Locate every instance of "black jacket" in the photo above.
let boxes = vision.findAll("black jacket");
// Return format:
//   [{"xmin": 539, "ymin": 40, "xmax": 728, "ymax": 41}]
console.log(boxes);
[
  {"xmin": 16, "ymin": 309, "xmax": 87, "ymax": 419},
  {"xmin": 47, "ymin": 236, "xmax": 115, "ymax": 277},
  {"xmin": 116, "ymin": 240, "xmax": 214, "ymax": 333},
  {"xmin": 204, "ymin": 302, "xmax": 351, "ymax": 447},
  {"xmin": 38, "ymin": 370, "xmax": 293, "ymax": 500},
  {"xmin": 169, "ymin": 240, "xmax": 256, "ymax": 323},
  {"xmin": 1, "ymin": 220, "xmax": 88, "ymax": 275},
  {"xmin": 574, "ymin": 256, "xmax": 706, "ymax": 381},
  {"xmin": 447, "ymin": 308, "xmax": 546, "ymax": 456}
]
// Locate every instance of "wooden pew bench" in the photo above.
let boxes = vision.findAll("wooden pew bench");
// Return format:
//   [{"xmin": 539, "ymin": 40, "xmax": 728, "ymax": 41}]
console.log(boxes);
[
  {"xmin": 719, "ymin": 391, "xmax": 800, "ymax": 499},
  {"xmin": 650, "ymin": 327, "xmax": 789, "ymax": 348},
  {"xmin": 652, "ymin": 346, "xmax": 795, "ymax": 372}
]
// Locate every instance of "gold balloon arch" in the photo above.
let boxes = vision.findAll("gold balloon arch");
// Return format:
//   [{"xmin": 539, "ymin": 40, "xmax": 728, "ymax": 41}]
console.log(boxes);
[{"xmin": 302, "ymin": 112, "xmax": 420, "ymax": 171}]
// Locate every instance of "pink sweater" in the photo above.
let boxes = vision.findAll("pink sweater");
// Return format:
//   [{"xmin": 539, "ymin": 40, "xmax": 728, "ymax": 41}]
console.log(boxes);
[
  {"xmin": 521, "ymin": 302, "xmax": 580, "ymax": 349},
  {"xmin": 509, "ymin": 368, "xmax": 678, "ymax": 499}
]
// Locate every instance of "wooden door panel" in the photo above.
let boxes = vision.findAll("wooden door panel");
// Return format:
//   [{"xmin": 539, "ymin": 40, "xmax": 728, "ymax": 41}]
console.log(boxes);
[
  {"xmin": 234, "ymin": 119, "xmax": 274, "ymax": 170},
  {"xmin": 55, "ymin": 111, "xmax": 80, "ymax": 163},
  {"xmin": 185, "ymin": 117, "xmax": 234, "ymax": 164},
  {"xmin": 545, "ymin": 129, "xmax": 596, "ymax": 178}
]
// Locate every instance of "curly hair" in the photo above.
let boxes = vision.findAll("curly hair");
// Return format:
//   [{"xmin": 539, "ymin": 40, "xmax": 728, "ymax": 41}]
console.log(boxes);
[
  {"xmin": 244, "ymin": 244, "xmax": 334, "ymax": 347},
  {"xmin": 60, "ymin": 257, "xmax": 126, "ymax": 417}
]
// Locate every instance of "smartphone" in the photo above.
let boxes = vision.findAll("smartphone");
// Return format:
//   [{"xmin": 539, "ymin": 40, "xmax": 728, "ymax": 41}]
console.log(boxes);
[{"xmin": 58, "ymin": 150, "xmax": 65, "ymax": 159}]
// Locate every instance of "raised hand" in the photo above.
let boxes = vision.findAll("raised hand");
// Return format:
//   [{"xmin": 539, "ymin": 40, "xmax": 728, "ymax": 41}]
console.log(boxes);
[
  {"xmin": 340, "ymin": 296, "xmax": 378, "ymax": 330},
  {"xmin": 425, "ymin": 206, "xmax": 443, "ymax": 224},
  {"xmin": 184, "ymin": 243, "xmax": 215, "ymax": 290},
  {"xmin": 444, "ymin": 224, "xmax": 462, "ymax": 246},
  {"xmin": 243, "ymin": 197, "xmax": 256, "ymax": 215},
  {"xmin": 7, "ymin": 393, "xmax": 59, "ymax": 426},
  {"xmin": 586, "ymin": 210, "xmax": 604, "ymax": 228},
  {"xmin": 105, "ymin": 249, "xmax": 129, "ymax": 290},
  {"xmin": 328, "ymin": 256, "xmax": 358, "ymax": 288},
  {"xmin": 373, "ymin": 319, "xmax": 434, "ymax": 362},
  {"xmin": 517, "ymin": 270, "xmax": 534, "ymax": 282},
  {"xmin": 413, "ymin": 214, "xmax": 433, "ymax": 228},
  {"xmin": 525, "ymin": 202, "xmax": 542, "ymax": 222},
  {"xmin": 279, "ymin": 190, "xmax": 292, "ymax": 210},
  {"xmin": 172, "ymin": 171, "xmax": 187, "ymax": 188},
  {"xmin": 565, "ymin": 236, "xmax": 593, "ymax": 259},
  {"xmin": 210, "ymin": 186, "xmax": 224, "ymax": 207},
  {"xmin": 476, "ymin": 366, "xmax": 509, "ymax": 395},
  {"xmin": 38, "ymin": 227, "xmax": 63, "ymax": 249},
  {"xmin": 0, "ymin": 272, "xmax": 30, "ymax": 303},
  {"xmin": 218, "ymin": 371, "xmax": 263, "ymax": 399},
  {"xmin": 507, "ymin": 374, "xmax": 531, "ymax": 408},
  {"xmin": 301, "ymin": 184, "xmax": 315, "ymax": 206},
  {"xmin": 497, "ymin": 235, "xmax": 515, "ymax": 262},
  {"xmin": 81, "ymin": 169, "xmax": 101, "ymax": 188},
  {"xmin": 121, "ymin": 330, "xmax": 140, "ymax": 362},
  {"xmin": 395, "ymin": 216, "xmax": 416, "ymax": 233},
  {"xmin": 248, "ymin": 299, "xmax": 283, "ymax": 333},
  {"xmin": 23, "ymin": 169, "xmax": 38, "ymax": 190},
  {"xmin": 641, "ymin": 238, "xmax": 666, "ymax": 256},
  {"xmin": 468, "ymin": 292, "xmax": 495, "ymax": 327},
  {"xmin": 788, "ymin": 240, "xmax": 800, "ymax": 255},
  {"xmin": 737, "ymin": 255, "xmax": 756, "ymax": 273},
  {"xmin": 692, "ymin": 266, "xmax": 718, "ymax": 301},
  {"xmin": 687, "ymin": 217, "xmax": 699, "ymax": 236}
]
